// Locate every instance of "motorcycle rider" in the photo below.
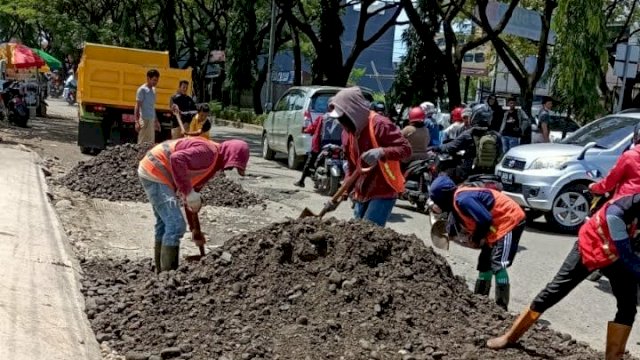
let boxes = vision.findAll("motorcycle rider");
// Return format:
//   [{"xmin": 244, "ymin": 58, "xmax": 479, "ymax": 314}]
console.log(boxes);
[
  {"xmin": 371, "ymin": 102, "xmax": 386, "ymax": 116},
  {"xmin": 589, "ymin": 125, "xmax": 640, "ymax": 198},
  {"xmin": 486, "ymin": 192, "xmax": 640, "ymax": 360},
  {"xmin": 294, "ymin": 108, "xmax": 343, "ymax": 188},
  {"xmin": 63, "ymin": 70, "xmax": 77, "ymax": 101},
  {"xmin": 328, "ymin": 87, "xmax": 411, "ymax": 227},
  {"xmin": 429, "ymin": 174, "xmax": 526, "ymax": 310},
  {"xmin": 442, "ymin": 107, "xmax": 467, "ymax": 143},
  {"xmin": 429, "ymin": 103, "xmax": 503, "ymax": 179},
  {"xmin": 420, "ymin": 101, "xmax": 441, "ymax": 146},
  {"xmin": 401, "ymin": 107, "xmax": 431, "ymax": 164}
]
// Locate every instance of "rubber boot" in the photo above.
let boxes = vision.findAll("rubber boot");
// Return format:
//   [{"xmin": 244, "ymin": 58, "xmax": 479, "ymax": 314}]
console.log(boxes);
[
  {"xmin": 154, "ymin": 243, "xmax": 162, "ymax": 274},
  {"xmin": 474, "ymin": 279, "xmax": 492, "ymax": 296},
  {"xmin": 495, "ymin": 284, "xmax": 510, "ymax": 311},
  {"xmin": 160, "ymin": 246, "xmax": 180, "ymax": 272},
  {"xmin": 606, "ymin": 322, "xmax": 632, "ymax": 360},
  {"xmin": 293, "ymin": 179, "xmax": 305, "ymax": 188},
  {"xmin": 486, "ymin": 307, "xmax": 541, "ymax": 349}
]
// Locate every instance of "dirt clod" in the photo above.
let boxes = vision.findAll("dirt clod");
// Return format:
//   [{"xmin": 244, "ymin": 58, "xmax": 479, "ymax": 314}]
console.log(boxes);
[
  {"xmin": 82, "ymin": 219, "xmax": 615, "ymax": 359},
  {"xmin": 59, "ymin": 143, "xmax": 263, "ymax": 208}
]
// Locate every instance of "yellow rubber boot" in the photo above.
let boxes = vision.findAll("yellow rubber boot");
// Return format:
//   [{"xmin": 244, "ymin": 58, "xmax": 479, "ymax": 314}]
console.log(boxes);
[
  {"xmin": 605, "ymin": 322, "xmax": 632, "ymax": 360},
  {"xmin": 486, "ymin": 307, "xmax": 541, "ymax": 349}
]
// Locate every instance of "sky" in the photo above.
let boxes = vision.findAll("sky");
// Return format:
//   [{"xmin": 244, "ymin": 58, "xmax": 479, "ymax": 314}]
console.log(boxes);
[{"xmin": 392, "ymin": 11, "xmax": 409, "ymax": 63}]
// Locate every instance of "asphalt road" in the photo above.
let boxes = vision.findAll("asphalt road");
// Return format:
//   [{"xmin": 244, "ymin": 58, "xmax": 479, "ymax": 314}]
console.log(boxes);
[{"xmin": 211, "ymin": 124, "xmax": 640, "ymax": 356}]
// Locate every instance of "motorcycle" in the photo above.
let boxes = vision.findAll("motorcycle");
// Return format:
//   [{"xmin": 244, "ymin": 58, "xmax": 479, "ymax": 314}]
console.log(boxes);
[
  {"xmin": 65, "ymin": 87, "xmax": 76, "ymax": 105},
  {"xmin": 401, "ymin": 154, "xmax": 438, "ymax": 212},
  {"xmin": 312, "ymin": 144, "xmax": 346, "ymax": 196}
]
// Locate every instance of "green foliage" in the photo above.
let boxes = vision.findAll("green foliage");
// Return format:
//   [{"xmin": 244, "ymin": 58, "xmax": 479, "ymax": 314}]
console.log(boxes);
[
  {"xmin": 226, "ymin": 0, "xmax": 258, "ymax": 93},
  {"xmin": 549, "ymin": 0, "xmax": 608, "ymax": 121},
  {"xmin": 347, "ymin": 67, "xmax": 366, "ymax": 86},
  {"xmin": 372, "ymin": 92, "xmax": 386, "ymax": 103}
]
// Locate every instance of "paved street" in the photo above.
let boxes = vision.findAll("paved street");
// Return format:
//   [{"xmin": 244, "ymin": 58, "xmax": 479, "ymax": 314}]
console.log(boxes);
[{"xmin": 1, "ymin": 99, "xmax": 638, "ymax": 357}]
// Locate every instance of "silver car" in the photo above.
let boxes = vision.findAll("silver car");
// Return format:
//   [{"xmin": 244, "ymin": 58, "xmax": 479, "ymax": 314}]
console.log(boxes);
[
  {"xmin": 261, "ymin": 86, "xmax": 373, "ymax": 169},
  {"xmin": 495, "ymin": 113, "xmax": 640, "ymax": 232}
]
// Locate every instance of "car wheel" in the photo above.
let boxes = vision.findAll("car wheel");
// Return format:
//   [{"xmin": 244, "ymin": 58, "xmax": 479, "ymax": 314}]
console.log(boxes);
[
  {"xmin": 262, "ymin": 133, "xmax": 275, "ymax": 160},
  {"xmin": 545, "ymin": 184, "xmax": 591, "ymax": 233},
  {"xmin": 287, "ymin": 140, "xmax": 303, "ymax": 169}
]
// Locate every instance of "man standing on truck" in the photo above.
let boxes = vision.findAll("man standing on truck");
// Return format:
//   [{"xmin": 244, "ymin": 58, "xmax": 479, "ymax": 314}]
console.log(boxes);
[
  {"xmin": 135, "ymin": 69, "xmax": 160, "ymax": 144},
  {"xmin": 170, "ymin": 80, "xmax": 197, "ymax": 139}
]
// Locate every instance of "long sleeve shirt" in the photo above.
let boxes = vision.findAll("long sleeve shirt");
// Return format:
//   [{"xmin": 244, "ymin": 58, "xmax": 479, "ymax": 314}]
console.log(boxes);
[
  {"xmin": 169, "ymin": 138, "xmax": 221, "ymax": 195},
  {"xmin": 454, "ymin": 190, "xmax": 495, "ymax": 243},
  {"xmin": 591, "ymin": 147, "xmax": 640, "ymax": 198}
]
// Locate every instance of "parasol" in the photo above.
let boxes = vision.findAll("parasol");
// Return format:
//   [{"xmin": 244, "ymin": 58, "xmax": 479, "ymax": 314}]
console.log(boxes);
[
  {"xmin": 0, "ymin": 43, "xmax": 45, "ymax": 69},
  {"xmin": 32, "ymin": 48, "xmax": 62, "ymax": 70}
]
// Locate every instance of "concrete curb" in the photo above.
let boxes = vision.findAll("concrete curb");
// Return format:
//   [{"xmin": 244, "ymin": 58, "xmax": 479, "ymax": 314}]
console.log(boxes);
[{"xmin": 213, "ymin": 118, "xmax": 263, "ymax": 133}]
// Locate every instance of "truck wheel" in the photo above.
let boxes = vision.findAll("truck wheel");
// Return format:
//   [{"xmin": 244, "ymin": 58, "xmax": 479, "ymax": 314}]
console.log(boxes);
[{"xmin": 545, "ymin": 184, "xmax": 591, "ymax": 233}]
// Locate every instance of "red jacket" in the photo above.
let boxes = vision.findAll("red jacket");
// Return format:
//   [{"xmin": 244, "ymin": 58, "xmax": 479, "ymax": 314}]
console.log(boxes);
[
  {"xmin": 591, "ymin": 147, "xmax": 640, "ymax": 198},
  {"xmin": 344, "ymin": 113, "xmax": 412, "ymax": 201},
  {"xmin": 304, "ymin": 115, "xmax": 324, "ymax": 153}
]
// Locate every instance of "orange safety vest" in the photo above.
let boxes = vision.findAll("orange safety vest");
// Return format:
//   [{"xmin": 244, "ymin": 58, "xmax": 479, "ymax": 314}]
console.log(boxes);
[
  {"xmin": 366, "ymin": 111, "xmax": 405, "ymax": 193},
  {"xmin": 138, "ymin": 138, "xmax": 220, "ymax": 193},
  {"xmin": 578, "ymin": 199, "xmax": 637, "ymax": 271},
  {"xmin": 452, "ymin": 187, "xmax": 525, "ymax": 245}
]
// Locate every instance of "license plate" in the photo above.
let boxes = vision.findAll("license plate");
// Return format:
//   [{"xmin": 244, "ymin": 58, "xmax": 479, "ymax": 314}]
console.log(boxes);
[
  {"xmin": 122, "ymin": 114, "xmax": 136, "ymax": 123},
  {"xmin": 497, "ymin": 171, "xmax": 514, "ymax": 185}
]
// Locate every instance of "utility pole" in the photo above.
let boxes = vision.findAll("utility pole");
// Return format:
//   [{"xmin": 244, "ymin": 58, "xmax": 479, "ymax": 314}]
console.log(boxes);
[
  {"xmin": 265, "ymin": 0, "xmax": 277, "ymax": 110},
  {"xmin": 370, "ymin": 61, "xmax": 385, "ymax": 94}
]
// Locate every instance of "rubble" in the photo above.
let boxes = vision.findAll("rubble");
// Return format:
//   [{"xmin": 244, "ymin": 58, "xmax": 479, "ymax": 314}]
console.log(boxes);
[
  {"xmin": 81, "ymin": 219, "xmax": 614, "ymax": 360},
  {"xmin": 59, "ymin": 143, "xmax": 263, "ymax": 208}
]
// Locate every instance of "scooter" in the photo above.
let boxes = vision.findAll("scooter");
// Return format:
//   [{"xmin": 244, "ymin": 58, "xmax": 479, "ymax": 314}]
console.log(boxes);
[
  {"xmin": 312, "ymin": 144, "xmax": 346, "ymax": 196},
  {"xmin": 401, "ymin": 154, "xmax": 438, "ymax": 212}
]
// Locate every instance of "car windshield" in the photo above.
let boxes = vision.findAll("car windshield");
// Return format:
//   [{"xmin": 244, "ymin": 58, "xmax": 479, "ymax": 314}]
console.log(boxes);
[
  {"xmin": 561, "ymin": 116, "xmax": 639, "ymax": 149},
  {"xmin": 310, "ymin": 93, "xmax": 333, "ymax": 113}
]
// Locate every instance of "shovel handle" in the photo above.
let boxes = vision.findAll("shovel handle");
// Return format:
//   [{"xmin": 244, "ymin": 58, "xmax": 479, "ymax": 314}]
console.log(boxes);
[
  {"xmin": 173, "ymin": 107, "xmax": 187, "ymax": 134},
  {"xmin": 318, "ymin": 166, "xmax": 374, "ymax": 218}
]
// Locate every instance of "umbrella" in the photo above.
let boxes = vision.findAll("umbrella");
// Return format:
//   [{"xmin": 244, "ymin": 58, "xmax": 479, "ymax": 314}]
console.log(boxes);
[
  {"xmin": 0, "ymin": 43, "xmax": 45, "ymax": 69},
  {"xmin": 32, "ymin": 48, "xmax": 62, "ymax": 70}
]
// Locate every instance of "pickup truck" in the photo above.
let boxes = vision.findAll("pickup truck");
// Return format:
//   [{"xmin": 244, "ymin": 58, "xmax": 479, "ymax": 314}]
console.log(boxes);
[{"xmin": 76, "ymin": 43, "xmax": 192, "ymax": 154}]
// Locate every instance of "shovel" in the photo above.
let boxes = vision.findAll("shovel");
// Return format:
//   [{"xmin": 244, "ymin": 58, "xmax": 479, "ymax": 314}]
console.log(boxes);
[
  {"xmin": 184, "ymin": 205, "xmax": 206, "ymax": 261},
  {"xmin": 299, "ymin": 166, "xmax": 373, "ymax": 219},
  {"xmin": 430, "ymin": 219, "xmax": 450, "ymax": 250}
]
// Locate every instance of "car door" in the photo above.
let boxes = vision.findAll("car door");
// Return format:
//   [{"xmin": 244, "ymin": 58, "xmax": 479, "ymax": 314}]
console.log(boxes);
[
  {"xmin": 286, "ymin": 90, "xmax": 306, "ymax": 142},
  {"xmin": 271, "ymin": 92, "xmax": 292, "ymax": 152}
]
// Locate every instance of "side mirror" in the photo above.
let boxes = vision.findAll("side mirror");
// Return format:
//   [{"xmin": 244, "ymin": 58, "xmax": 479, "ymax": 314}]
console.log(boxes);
[
  {"xmin": 264, "ymin": 102, "xmax": 273, "ymax": 113},
  {"xmin": 577, "ymin": 142, "xmax": 597, "ymax": 160}
]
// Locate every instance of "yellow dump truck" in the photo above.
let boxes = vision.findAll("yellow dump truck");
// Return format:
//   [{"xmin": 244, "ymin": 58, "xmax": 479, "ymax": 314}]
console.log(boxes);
[{"xmin": 77, "ymin": 43, "xmax": 192, "ymax": 153}]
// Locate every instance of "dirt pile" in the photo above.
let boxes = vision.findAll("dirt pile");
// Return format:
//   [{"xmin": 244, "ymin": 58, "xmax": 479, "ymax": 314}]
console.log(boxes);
[
  {"xmin": 81, "ymin": 219, "xmax": 613, "ymax": 360},
  {"xmin": 59, "ymin": 143, "xmax": 263, "ymax": 208}
]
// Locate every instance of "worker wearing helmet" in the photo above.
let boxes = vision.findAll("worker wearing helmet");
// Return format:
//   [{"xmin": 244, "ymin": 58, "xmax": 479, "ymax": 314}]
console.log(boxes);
[
  {"xmin": 371, "ymin": 102, "xmax": 386, "ymax": 116},
  {"xmin": 442, "ymin": 107, "xmax": 467, "ymax": 143},
  {"xmin": 138, "ymin": 138, "xmax": 250, "ymax": 272},
  {"xmin": 429, "ymin": 103, "xmax": 503, "ymax": 178},
  {"xmin": 429, "ymin": 175, "xmax": 526, "ymax": 310},
  {"xmin": 401, "ymin": 107, "xmax": 431, "ymax": 164},
  {"xmin": 420, "ymin": 101, "xmax": 441, "ymax": 146},
  {"xmin": 487, "ymin": 193, "xmax": 640, "ymax": 360},
  {"xmin": 589, "ymin": 124, "xmax": 640, "ymax": 199}
]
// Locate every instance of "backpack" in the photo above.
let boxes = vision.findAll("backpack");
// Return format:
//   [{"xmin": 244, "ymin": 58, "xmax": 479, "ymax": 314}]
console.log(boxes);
[
  {"xmin": 321, "ymin": 116, "xmax": 343, "ymax": 144},
  {"xmin": 473, "ymin": 133, "xmax": 498, "ymax": 169}
]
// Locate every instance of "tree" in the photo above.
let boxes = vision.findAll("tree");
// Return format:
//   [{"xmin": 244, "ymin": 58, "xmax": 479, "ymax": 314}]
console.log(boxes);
[
  {"xmin": 548, "ymin": 0, "xmax": 608, "ymax": 122},
  {"xmin": 226, "ymin": 0, "xmax": 258, "ymax": 104},
  {"xmin": 278, "ymin": 0, "xmax": 404, "ymax": 86}
]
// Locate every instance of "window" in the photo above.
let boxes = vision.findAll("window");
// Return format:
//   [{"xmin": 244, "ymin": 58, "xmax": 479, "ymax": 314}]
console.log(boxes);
[
  {"xmin": 562, "ymin": 116, "xmax": 639, "ymax": 149},
  {"xmin": 310, "ymin": 93, "xmax": 332, "ymax": 113},
  {"xmin": 474, "ymin": 53, "xmax": 485, "ymax": 62},
  {"xmin": 292, "ymin": 91, "xmax": 305, "ymax": 110},
  {"xmin": 275, "ymin": 94, "xmax": 290, "ymax": 112},
  {"xmin": 463, "ymin": 54, "xmax": 474, "ymax": 62}
]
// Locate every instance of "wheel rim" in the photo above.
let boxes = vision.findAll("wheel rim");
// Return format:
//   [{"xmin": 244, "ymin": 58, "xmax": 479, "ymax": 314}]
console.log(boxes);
[
  {"xmin": 288, "ymin": 142, "xmax": 295, "ymax": 168},
  {"xmin": 262, "ymin": 136, "xmax": 268, "ymax": 157},
  {"xmin": 552, "ymin": 191, "xmax": 589, "ymax": 227}
]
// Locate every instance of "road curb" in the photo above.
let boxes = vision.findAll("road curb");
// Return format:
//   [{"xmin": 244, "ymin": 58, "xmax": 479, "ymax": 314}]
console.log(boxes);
[{"xmin": 213, "ymin": 118, "xmax": 262, "ymax": 133}]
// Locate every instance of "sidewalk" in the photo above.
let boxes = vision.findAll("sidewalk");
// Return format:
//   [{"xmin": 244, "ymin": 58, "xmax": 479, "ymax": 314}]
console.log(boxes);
[{"xmin": 0, "ymin": 145, "xmax": 100, "ymax": 360}]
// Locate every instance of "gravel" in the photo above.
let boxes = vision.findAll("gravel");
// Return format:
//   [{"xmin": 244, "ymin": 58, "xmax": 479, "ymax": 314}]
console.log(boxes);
[
  {"xmin": 80, "ymin": 218, "xmax": 621, "ymax": 360},
  {"xmin": 59, "ymin": 143, "xmax": 263, "ymax": 208}
]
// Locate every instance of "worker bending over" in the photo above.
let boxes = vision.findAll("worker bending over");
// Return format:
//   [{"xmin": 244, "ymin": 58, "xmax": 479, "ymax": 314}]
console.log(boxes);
[{"xmin": 138, "ymin": 137, "xmax": 249, "ymax": 272}]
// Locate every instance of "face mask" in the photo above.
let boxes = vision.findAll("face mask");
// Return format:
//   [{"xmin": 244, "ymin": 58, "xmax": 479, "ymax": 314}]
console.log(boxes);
[{"xmin": 338, "ymin": 115, "xmax": 356, "ymax": 133}]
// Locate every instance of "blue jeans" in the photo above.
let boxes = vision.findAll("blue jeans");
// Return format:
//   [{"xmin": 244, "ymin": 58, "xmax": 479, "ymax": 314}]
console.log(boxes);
[
  {"xmin": 140, "ymin": 178, "xmax": 186, "ymax": 247},
  {"xmin": 502, "ymin": 136, "xmax": 520, "ymax": 153},
  {"xmin": 353, "ymin": 198, "xmax": 397, "ymax": 227}
]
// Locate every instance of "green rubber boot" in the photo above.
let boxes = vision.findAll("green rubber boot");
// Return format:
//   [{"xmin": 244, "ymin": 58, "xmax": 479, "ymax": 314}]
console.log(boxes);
[
  {"xmin": 154, "ymin": 243, "xmax": 162, "ymax": 274},
  {"xmin": 160, "ymin": 246, "xmax": 180, "ymax": 272},
  {"xmin": 474, "ymin": 279, "xmax": 492, "ymax": 296},
  {"xmin": 495, "ymin": 284, "xmax": 510, "ymax": 311}
]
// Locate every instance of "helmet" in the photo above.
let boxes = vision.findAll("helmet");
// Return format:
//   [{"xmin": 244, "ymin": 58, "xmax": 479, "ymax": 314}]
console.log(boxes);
[
  {"xmin": 420, "ymin": 101, "xmax": 436, "ymax": 116},
  {"xmin": 451, "ymin": 107, "xmax": 463, "ymax": 123},
  {"xmin": 374, "ymin": 102, "xmax": 385, "ymax": 112},
  {"xmin": 408, "ymin": 107, "xmax": 426, "ymax": 123},
  {"xmin": 470, "ymin": 103, "xmax": 492, "ymax": 128},
  {"xmin": 461, "ymin": 108, "xmax": 472, "ymax": 119}
]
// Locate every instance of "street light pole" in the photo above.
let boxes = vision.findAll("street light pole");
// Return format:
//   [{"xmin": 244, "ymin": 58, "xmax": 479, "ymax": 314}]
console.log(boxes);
[{"xmin": 265, "ymin": 0, "xmax": 277, "ymax": 110}]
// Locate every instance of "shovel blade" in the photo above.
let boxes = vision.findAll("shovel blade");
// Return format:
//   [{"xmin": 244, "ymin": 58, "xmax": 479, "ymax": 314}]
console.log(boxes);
[
  {"xmin": 299, "ymin": 207, "xmax": 319, "ymax": 219},
  {"xmin": 430, "ymin": 220, "xmax": 450, "ymax": 250}
]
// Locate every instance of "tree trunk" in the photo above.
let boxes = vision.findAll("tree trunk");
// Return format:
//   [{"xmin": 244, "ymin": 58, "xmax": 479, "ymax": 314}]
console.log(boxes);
[
  {"xmin": 521, "ymin": 85, "xmax": 534, "ymax": 117},
  {"xmin": 162, "ymin": 0, "xmax": 178, "ymax": 67},
  {"xmin": 253, "ymin": 62, "xmax": 268, "ymax": 114},
  {"xmin": 622, "ymin": 77, "xmax": 637, "ymax": 110},
  {"xmin": 291, "ymin": 24, "xmax": 302, "ymax": 86}
]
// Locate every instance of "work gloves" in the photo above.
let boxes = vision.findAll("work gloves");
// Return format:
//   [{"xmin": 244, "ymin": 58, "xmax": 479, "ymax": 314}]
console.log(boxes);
[
  {"xmin": 186, "ymin": 190, "xmax": 202, "ymax": 212},
  {"xmin": 361, "ymin": 148, "xmax": 384, "ymax": 166}
]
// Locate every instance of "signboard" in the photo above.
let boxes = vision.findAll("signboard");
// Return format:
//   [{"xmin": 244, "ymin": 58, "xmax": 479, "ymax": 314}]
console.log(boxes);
[
  {"xmin": 483, "ymin": 2, "xmax": 556, "ymax": 44},
  {"xmin": 614, "ymin": 43, "xmax": 640, "ymax": 78}
]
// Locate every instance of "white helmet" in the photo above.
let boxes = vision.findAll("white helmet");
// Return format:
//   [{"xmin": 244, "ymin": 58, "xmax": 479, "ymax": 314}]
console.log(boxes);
[{"xmin": 420, "ymin": 101, "xmax": 436, "ymax": 116}]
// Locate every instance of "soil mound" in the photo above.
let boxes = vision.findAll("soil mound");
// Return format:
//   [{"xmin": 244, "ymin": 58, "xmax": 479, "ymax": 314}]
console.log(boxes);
[
  {"xmin": 60, "ymin": 143, "xmax": 262, "ymax": 208},
  {"xmin": 81, "ymin": 219, "xmax": 612, "ymax": 360}
]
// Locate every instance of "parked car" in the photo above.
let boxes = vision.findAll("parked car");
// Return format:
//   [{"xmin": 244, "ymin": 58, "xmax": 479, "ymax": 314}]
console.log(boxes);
[
  {"xmin": 261, "ymin": 86, "xmax": 373, "ymax": 169},
  {"xmin": 495, "ymin": 113, "xmax": 640, "ymax": 232}
]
